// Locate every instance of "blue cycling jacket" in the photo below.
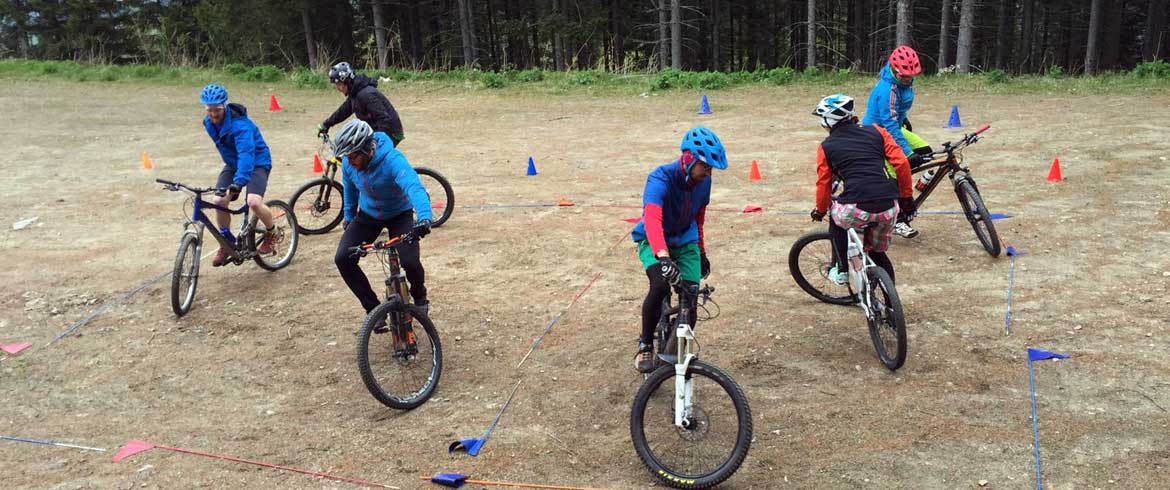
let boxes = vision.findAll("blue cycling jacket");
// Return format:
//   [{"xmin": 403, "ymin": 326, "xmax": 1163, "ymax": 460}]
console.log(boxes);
[
  {"xmin": 861, "ymin": 64, "xmax": 916, "ymax": 156},
  {"xmin": 203, "ymin": 103, "xmax": 272, "ymax": 186},
  {"xmin": 631, "ymin": 160, "xmax": 711, "ymax": 250},
  {"xmin": 341, "ymin": 131, "xmax": 433, "ymax": 224}
]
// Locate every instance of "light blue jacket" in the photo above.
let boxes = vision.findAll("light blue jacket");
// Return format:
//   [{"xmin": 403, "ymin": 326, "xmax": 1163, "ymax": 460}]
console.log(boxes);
[
  {"xmin": 203, "ymin": 103, "xmax": 272, "ymax": 186},
  {"xmin": 341, "ymin": 132, "xmax": 432, "ymax": 224},
  {"xmin": 861, "ymin": 64, "xmax": 916, "ymax": 156}
]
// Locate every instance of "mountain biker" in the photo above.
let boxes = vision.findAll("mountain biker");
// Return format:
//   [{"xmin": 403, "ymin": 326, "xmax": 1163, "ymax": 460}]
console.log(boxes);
[
  {"xmin": 811, "ymin": 94, "xmax": 915, "ymax": 286},
  {"xmin": 631, "ymin": 127, "xmax": 727, "ymax": 373},
  {"xmin": 861, "ymin": 45, "xmax": 932, "ymax": 239},
  {"xmin": 317, "ymin": 62, "xmax": 405, "ymax": 147},
  {"xmin": 200, "ymin": 83, "xmax": 278, "ymax": 267},
  {"xmin": 332, "ymin": 120, "xmax": 433, "ymax": 316}
]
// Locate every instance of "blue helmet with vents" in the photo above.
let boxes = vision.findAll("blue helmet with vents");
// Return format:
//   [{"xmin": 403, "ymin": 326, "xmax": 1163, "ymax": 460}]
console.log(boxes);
[
  {"xmin": 200, "ymin": 83, "xmax": 228, "ymax": 105},
  {"xmin": 679, "ymin": 126, "xmax": 728, "ymax": 170}
]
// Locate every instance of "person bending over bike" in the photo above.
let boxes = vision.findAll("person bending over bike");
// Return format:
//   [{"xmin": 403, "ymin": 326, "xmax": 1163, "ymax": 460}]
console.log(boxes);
[
  {"xmin": 861, "ymin": 45, "xmax": 931, "ymax": 239},
  {"xmin": 332, "ymin": 120, "xmax": 433, "ymax": 315},
  {"xmin": 317, "ymin": 62, "xmax": 406, "ymax": 147},
  {"xmin": 631, "ymin": 127, "xmax": 727, "ymax": 373},
  {"xmin": 200, "ymin": 83, "xmax": 278, "ymax": 267},
  {"xmin": 811, "ymin": 94, "xmax": 915, "ymax": 285}
]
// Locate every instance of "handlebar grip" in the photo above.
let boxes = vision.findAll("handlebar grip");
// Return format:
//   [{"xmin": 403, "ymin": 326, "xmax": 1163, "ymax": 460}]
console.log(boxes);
[
  {"xmin": 973, "ymin": 124, "xmax": 990, "ymax": 135},
  {"xmin": 155, "ymin": 178, "xmax": 176, "ymax": 185}
]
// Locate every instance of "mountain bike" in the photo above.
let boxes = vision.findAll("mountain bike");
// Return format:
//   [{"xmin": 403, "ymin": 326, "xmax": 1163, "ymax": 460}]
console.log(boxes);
[
  {"xmin": 157, "ymin": 178, "xmax": 299, "ymax": 317},
  {"xmin": 349, "ymin": 231, "xmax": 441, "ymax": 410},
  {"xmin": 788, "ymin": 223, "xmax": 907, "ymax": 370},
  {"xmin": 289, "ymin": 134, "xmax": 455, "ymax": 234},
  {"xmin": 630, "ymin": 282, "xmax": 752, "ymax": 489},
  {"xmin": 907, "ymin": 123, "xmax": 1000, "ymax": 257}
]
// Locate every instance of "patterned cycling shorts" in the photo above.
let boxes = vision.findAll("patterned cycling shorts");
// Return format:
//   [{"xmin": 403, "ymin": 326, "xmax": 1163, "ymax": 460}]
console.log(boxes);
[{"xmin": 830, "ymin": 200, "xmax": 900, "ymax": 253}]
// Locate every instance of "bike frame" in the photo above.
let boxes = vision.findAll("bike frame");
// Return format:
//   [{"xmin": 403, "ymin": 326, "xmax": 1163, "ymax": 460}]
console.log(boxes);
[
  {"xmin": 909, "ymin": 124, "xmax": 991, "ymax": 213},
  {"xmin": 844, "ymin": 228, "xmax": 878, "ymax": 319},
  {"xmin": 187, "ymin": 190, "xmax": 252, "ymax": 255},
  {"xmin": 671, "ymin": 286, "xmax": 699, "ymax": 428}
]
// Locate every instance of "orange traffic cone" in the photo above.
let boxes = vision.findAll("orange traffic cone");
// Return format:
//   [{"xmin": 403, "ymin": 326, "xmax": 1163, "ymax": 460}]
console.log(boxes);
[
  {"xmin": 312, "ymin": 153, "xmax": 324, "ymax": 174},
  {"xmin": 1046, "ymin": 157, "xmax": 1063, "ymax": 182},
  {"xmin": 141, "ymin": 151, "xmax": 154, "ymax": 170},
  {"xmin": 267, "ymin": 94, "xmax": 282, "ymax": 112},
  {"xmin": 749, "ymin": 159, "xmax": 762, "ymax": 181},
  {"xmin": 557, "ymin": 197, "xmax": 575, "ymax": 207}
]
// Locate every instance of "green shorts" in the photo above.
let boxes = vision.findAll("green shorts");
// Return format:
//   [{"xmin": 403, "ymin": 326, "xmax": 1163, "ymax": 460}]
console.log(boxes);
[
  {"xmin": 901, "ymin": 128, "xmax": 931, "ymax": 152},
  {"xmin": 637, "ymin": 241, "xmax": 702, "ymax": 284}
]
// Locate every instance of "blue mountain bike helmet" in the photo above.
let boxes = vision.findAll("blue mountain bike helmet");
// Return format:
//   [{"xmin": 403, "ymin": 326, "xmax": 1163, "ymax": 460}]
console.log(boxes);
[
  {"xmin": 680, "ymin": 127, "xmax": 728, "ymax": 171},
  {"xmin": 200, "ymin": 84, "xmax": 228, "ymax": 105}
]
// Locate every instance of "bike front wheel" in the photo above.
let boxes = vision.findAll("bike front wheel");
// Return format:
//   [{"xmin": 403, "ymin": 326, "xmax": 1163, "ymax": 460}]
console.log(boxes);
[
  {"xmin": 170, "ymin": 233, "xmax": 201, "ymax": 317},
  {"xmin": 250, "ymin": 200, "xmax": 300, "ymax": 271},
  {"xmin": 955, "ymin": 179, "xmax": 1001, "ymax": 257},
  {"xmin": 357, "ymin": 301, "xmax": 442, "ymax": 410},
  {"xmin": 414, "ymin": 167, "xmax": 454, "ymax": 228},
  {"xmin": 289, "ymin": 178, "xmax": 344, "ymax": 235},
  {"xmin": 788, "ymin": 230, "xmax": 856, "ymax": 305},
  {"xmin": 630, "ymin": 361, "xmax": 752, "ymax": 489},
  {"xmin": 865, "ymin": 267, "xmax": 907, "ymax": 370}
]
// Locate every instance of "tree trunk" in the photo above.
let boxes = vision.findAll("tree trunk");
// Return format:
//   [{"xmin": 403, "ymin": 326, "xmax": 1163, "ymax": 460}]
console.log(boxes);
[
  {"xmin": 1144, "ymin": 0, "xmax": 1168, "ymax": 61},
  {"xmin": 302, "ymin": 7, "xmax": 317, "ymax": 69},
  {"xmin": 938, "ymin": 0, "xmax": 952, "ymax": 70},
  {"xmin": 1101, "ymin": 0, "xmax": 1121, "ymax": 70},
  {"xmin": 611, "ymin": 0, "xmax": 625, "ymax": 70},
  {"xmin": 553, "ymin": 0, "xmax": 564, "ymax": 70},
  {"xmin": 371, "ymin": 0, "xmax": 389, "ymax": 69},
  {"xmin": 1085, "ymin": 0, "xmax": 1102, "ymax": 74},
  {"xmin": 658, "ymin": 0, "xmax": 668, "ymax": 69},
  {"xmin": 896, "ymin": 0, "xmax": 911, "ymax": 47},
  {"xmin": 456, "ymin": 0, "xmax": 474, "ymax": 66},
  {"xmin": 955, "ymin": 0, "xmax": 975, "ymax": 73},
  {"xmin": 994, "ymin": 0, "xmax": 1010, "ymax": 69},
  {"xmin": 712, "ymin": 0, "xmax": 721, "ymax": 70},
  {"xmin": 806, "ymin": 0, "xmax": 815, "ymax": 69},
  {"xmin": 670, "ymin": 0, "xmax": 681, "ymax": 69},
  {"xmin": 1019, "ymin": 0, "xmax": 1034, "ymax": 72}
]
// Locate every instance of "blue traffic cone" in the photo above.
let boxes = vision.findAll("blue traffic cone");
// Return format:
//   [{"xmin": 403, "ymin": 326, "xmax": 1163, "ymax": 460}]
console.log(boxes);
[
  {"xmin": 525, "ymin": 156, "xmax": 537, "ymax": 176},
  {"xmin": 945, "ymin": 105, "xmax": 964, "ymax": 129},
  {"xmin": 697, "ymin": 95, "xmax": 712, "ymax": 115}
]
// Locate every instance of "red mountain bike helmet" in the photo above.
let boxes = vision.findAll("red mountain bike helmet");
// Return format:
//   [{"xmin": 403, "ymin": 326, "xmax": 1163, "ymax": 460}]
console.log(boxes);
[{"xmin": 889, "ymin": 45, "xmax": 922, "ymax": 77}]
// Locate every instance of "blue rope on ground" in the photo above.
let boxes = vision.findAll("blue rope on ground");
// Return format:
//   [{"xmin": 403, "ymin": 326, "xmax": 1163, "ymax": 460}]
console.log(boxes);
[
  {"xmin": 48, "ymin": 271, "xmax": 171, "ymax": 345},
  {"xmin": 0, "ymin": 435, "xmax": 106, "ymax": 452}
]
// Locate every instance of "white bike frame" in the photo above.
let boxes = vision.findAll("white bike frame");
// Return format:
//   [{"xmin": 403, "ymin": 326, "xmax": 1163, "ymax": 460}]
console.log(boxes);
[{"xmin": 845, "ymin": 228, "xmax": 877, "ymax": 319}]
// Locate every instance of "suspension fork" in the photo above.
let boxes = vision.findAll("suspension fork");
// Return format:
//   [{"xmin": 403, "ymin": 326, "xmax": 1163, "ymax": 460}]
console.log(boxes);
[{"xmin": 673, "ymin": 287, "xmax": 698, "ymax": 428}]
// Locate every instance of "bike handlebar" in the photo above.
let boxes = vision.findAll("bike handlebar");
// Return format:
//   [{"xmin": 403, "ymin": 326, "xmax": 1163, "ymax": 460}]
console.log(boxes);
[
  {"xmin": 347, "ymin": 231, "xmax": 416, "ymax": 258},
  {"xmin": 925, "ymin": 123, "xmax": 991, "ymax": 162},
  {"xmin": 156, "ymin": 178, "xmax": 223, "ymax": 195}
]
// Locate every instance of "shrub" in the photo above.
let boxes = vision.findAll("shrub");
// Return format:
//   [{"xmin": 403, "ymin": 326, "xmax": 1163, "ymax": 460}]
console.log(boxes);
[
  {"xmin": 984, "ymin": 69, "xmax": 1009, "ymax": 84},
  {"xmin": 1047, "ymin": 65, "xmax": 1064, "ymax": 79},
  {"xmin": 240, "ymin": 65, "xmax": 284, "ymax": 82},
  {"xmin": 567, "ymin": 70, "xmax": 599, "ymax": 85},
  {"xmin": 802, "ymin": 66, "xmax": 822, "ymax": 79},
  {"xmin": 129, "ymin": 65, "xmax": 163, "ymax": 79},
  {"xmin": 652, "ymin": 67, "xmax": 685, "ymax": 90},
  {"xmin": 1132, "ymin": 60, "xmax": 1170, "ymax": 78},
  {"xmin": 223, "ymin": 63, "xmax": 246, "ymax": 75},
  {"xmin": 765, "ymin": 67, "xmax": 797, "ymax": 85},
  {"xmin": 515, "ymin": 68, "xmax": 543, "ymax": 82},
  {"xmin": 479, "ymin": 71, "xmax": 508, "ymax": 88},
  {"xmin": 291, "ymin": 68, "xmax": 327, "ymax": 89},
  {"xmin": 695, "ymin": 71, "xmax": 729, "ymax": 90}
]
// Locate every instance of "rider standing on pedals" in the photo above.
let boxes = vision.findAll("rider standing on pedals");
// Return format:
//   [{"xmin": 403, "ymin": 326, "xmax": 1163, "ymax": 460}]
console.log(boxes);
[
  {"xmin": 811, "ymin": 94, "xmax": 915, "ymax": 286},
  {"xmin": 317, "ymin": 62, "xmax": 406, "ymax": 147},
  {"xmin": 332, "ymin": 120, "xmax": 433, "ymax": 318},
  {"xmin": 631, "ymin": 127, "xmax": 728, "ymax": 373},
  {"xmin": 861, "ymin": 45, "xmax": 931, "ymax": 239},
  {"xmin": 200, "ymin": 83, "xmax": 278, "ymax": 267}
]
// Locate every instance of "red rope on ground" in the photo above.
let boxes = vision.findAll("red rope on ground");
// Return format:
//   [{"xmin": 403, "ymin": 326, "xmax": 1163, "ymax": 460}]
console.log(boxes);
[{"xmin": 157, "ymin": 445, "xmax": 399, "ymax": 489}]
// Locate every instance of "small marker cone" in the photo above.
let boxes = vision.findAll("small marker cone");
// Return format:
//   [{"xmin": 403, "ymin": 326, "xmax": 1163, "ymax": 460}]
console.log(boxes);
[
  {"xmin": 141, "ymin": 151, "xmax": 154, "ymax": 170},
  {"xmin": 698, "ymin": 95, "xmax": 712, "ymax": 115},
  {"xmin": 1047, "ymin": 157, "xmax": 1063, "ymax": 182},
  {"xmin": 267, "ymin": 94, "xmax": 282, "ymax": 112},
  {"xmin": 748, "ymin": 159, "xmax": 762, "ymax": 181},
  {"xmin": 944, "ymin": 104, "xmax": 964, "ymax": 129},
  {"xmin": 557, "ymin": 197, "xmax": 574, "ymax": 207},
  {"xmin": 525, "ymin": 156, "xmax": 538, "ymax": 176},
  {"xmin": 312, "ymin": 153, "xmax": 324, "ymax": 174}
]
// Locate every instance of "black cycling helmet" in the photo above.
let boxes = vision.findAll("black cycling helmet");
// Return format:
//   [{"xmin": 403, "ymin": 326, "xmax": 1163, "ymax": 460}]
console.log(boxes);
[{"xmin": 328, "ymin": 62, "xmax": 355, "ymax": 84}]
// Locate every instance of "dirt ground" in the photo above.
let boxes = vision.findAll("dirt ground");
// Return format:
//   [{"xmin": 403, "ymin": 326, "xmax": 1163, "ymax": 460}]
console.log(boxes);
[{"xmin": 1, "ymin": 78, "xmax": 1168, "ymax": 490}]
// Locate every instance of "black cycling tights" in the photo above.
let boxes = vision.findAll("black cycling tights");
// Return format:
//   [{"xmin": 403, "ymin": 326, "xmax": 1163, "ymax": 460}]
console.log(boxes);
[
  {"xmin": 641, "ymin": 268, "xmax": 698, "ymax": 345},
  {"xmin": 829, "ymin": 222, "xmax": 896, "ymax": 284}
]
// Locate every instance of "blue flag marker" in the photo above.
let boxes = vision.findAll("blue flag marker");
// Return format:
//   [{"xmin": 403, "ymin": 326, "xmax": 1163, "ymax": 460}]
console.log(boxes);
[
  {"xmin": 449, "ymin": 379, "xmax": 523, "ymax": 457},
  {"xmin": 1027, "ymin": 347, "xmax": 1069, "ymax": 490}
]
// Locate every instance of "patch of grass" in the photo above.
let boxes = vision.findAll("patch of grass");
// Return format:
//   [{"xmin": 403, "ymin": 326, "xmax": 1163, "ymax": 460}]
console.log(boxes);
[
  {"xmin": 567, "ymin": 70, "xmax": 600, "ymax": 86},
  {"xmin": 479, "ymin": 71, "xmax": 508, "ymax": 88},
  {"xmin": 290, "ymin": 68, "xmax": 327, "ymax": 89},
  {"xmin": 1132, "ymin": 60, "xmax": 1170, "ymax": 78},
  {"xmin": 984, "ymin": 69, "xmax": 1009, "ymax": 84},
  {"xmin": 239, "ymin": 65, "xmax": 284, "ymax": 82}
]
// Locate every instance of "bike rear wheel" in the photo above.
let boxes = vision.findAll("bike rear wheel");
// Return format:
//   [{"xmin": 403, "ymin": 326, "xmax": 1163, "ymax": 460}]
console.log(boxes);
[
  {"xmin": 865, "ymin": 267, "xmax": 907, "ymax": 370},
  {"xmin": 250, "ymin": 200, "xmax": 300, "ymax": 271},
  {"xmin": 955, "ymin": 179, "xmax": 1001, "ymax": 257},
  {"xmin": 289, "ymin": 178, "xmax": 344, "ymax": 235},
  {"xmin": 631, "ymin": 361, "xmax": 752, "ymax": 489},
  {"xmin": 788, "ymin": 230, "xmax": 856, "ymax": 305},
  {"xmin": 415, "ymin": 167, "xmax": 454, "ymax": 228},
  {"xmin": 170, "ymin": 233, "xmax": 201, "ymax": 317},
  {"xmin": 357, "ymin": 301, "xmax": 442, "ymax": 410}
]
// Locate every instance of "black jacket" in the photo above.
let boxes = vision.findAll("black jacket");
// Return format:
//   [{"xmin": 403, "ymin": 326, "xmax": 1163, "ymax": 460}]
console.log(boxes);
[
  {"xmin": 814, "ymin": 123, "xmax": 913, "ymax": 213},
  {"xmin": 323, "ymin": 75, "xmax": 404, "ymax": 137}
]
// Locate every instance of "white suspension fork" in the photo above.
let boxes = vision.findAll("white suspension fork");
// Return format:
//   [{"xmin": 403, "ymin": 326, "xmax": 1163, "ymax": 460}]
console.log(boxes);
[{"xmin": 673, "ymin": 320, "xmax": 697, "ymax": 428}]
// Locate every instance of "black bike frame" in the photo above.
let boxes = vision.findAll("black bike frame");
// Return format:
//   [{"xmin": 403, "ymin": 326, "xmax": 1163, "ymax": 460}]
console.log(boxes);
[
  {"xmin": 189, "ymin": 190, "xmax": 251, "ymax": 253},
  {"xmin": 909, "ymin": 124, "xmax": 990, "ymax": 211}
]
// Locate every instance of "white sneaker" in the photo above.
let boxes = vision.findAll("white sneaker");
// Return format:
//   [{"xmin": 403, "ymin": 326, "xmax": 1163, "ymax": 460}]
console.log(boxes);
[
  {"xmin": 894, "ymin": 222, "xmax": 919, "ymax": 239},
  {"xmin": 828, "ymin": 265, "xmax": 848, "ymax": 286}
]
